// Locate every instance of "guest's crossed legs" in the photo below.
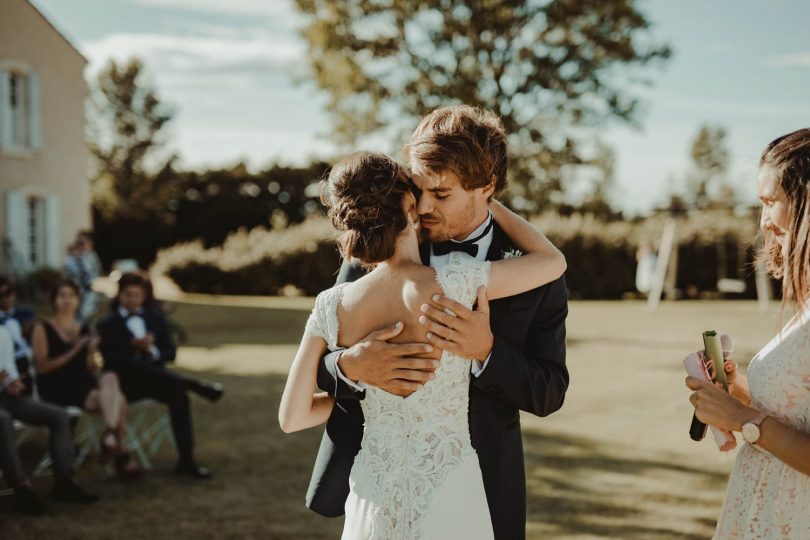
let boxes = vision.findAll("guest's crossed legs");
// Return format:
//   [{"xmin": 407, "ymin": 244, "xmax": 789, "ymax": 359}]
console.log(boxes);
[{"xmin": 109, "ymin": 361, "xmax": 195, "ymax": 463}]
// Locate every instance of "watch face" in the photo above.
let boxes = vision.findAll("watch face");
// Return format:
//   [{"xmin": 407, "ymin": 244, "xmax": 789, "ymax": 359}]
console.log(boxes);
[{"xmin": 742, "ymin": 422, "xmax": 761, "ymax": 443}]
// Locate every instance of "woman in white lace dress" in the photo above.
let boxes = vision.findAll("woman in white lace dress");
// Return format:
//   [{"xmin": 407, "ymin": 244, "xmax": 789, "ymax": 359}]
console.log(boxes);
[
  {"xmin": 279, "ymin": 151, "xmax": 566, "ymax": 539},
  {"xmin": 687, "ymin": 129, "xmax": 810, "ymax": 540}
]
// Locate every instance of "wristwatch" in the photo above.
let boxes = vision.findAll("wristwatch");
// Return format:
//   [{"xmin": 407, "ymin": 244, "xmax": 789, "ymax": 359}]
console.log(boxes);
[{"xmin": 741, "ymin": 412, "xmax": 769, "ymax": 444}]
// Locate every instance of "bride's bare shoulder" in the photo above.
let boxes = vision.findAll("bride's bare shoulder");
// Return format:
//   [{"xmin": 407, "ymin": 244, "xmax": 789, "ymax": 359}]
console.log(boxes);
[{"xmin": 341, "ymin": 265, "xmax": 438, "ymax": 310}]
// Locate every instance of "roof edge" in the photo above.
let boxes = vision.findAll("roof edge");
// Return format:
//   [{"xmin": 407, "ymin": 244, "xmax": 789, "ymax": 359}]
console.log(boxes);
[{"xmin": 26, "ymin": 0, "xmax": 88, "ymax": 65}]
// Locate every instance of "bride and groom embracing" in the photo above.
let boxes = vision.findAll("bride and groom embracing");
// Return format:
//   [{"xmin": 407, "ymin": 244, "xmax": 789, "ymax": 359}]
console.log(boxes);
[{"xmin": 280, "ymin": 105, "xmax": 570, "ymax": 539}]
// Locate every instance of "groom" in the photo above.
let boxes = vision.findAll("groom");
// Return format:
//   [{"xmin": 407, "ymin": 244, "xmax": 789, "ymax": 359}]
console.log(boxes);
[{"xmin": 306, "ymin": 105, "xmax": 569, "ymax": 539}]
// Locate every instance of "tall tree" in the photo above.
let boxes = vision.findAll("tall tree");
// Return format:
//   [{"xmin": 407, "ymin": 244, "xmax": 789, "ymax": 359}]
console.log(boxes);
[
  {"xmin": 89, "ymin": 58, "xmax": 177, "ymax": 221},
  {"xmin": 688, "ymin": 124, "xmax": 733, "ymax": 209},
  {"xmin": 294, "ymin": 0, "xmax": 670, "ymax": 210},
  {"xmin": 578, "ymin": 142, "xmax": 622, "ymax": 219}
]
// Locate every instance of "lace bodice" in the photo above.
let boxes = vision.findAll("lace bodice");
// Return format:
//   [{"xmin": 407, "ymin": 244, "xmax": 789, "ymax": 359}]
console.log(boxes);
[
  {"xmin": 305, "ymin": 252, "xmax": 491, "ymax": 539},
  {"xmin": 714, "ymin": 308, "xmax": 810, "ymax": 539}
]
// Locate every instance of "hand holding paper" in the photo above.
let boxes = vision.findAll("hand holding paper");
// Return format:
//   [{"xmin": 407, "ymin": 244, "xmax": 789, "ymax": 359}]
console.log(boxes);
[{"xmin": 684, "ymin": 348, "xmax": 737, "ymax": 452}]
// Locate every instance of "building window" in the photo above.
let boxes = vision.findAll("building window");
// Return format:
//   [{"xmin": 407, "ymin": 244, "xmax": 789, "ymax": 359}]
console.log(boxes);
[
  {"xmin": 26, "ymin": 196, "xmax": 45, "ymax": 267},
  {"xmin": 0, "ymin": 63, "xmax": 40, "ymax": 152},
  {"xmin": 9, "ymin": 71, "xmax": 30, "ymax": 147}
]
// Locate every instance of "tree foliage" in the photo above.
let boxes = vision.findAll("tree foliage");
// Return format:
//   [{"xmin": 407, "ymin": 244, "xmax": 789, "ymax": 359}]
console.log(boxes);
[
  {"xmin": 294, "ymin": 0, "xmax": 670, "ymax": 210},
  {"xmin": 687, "ymin": 124, "xmax": 734, "ymax": 210},
  {"xmin": 89, "ymin": 58, "xmax": 176, "ymax": 221}
]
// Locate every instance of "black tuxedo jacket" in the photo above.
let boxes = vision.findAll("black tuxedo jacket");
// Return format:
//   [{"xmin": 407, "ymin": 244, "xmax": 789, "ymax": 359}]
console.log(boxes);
[
  {"xmin": 96, "ymin": 309, "xmax": 177, "ymax": 370},
  {"xmin": 305, "ymin": 222, "xmax": 569, "ymax": 540}
]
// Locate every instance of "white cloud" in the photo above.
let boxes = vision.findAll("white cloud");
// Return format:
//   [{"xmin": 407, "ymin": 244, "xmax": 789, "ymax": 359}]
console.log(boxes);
[
  {"xmin": 171, "ymin": 125, "xmax": 338, "ymax": 171},
  {"xmin": 76, "ymin": 20, "xmax": 327, "ymax": 170},
  {"xmin": 134, "ymin": 0, "xmax": 305, "ymax": 29},
  {"xmin": 136, "ymin": 0, "xmax": 286, "ymax": 15},
  {"xmin": 81, "ymin": 31, "xmax": 303, "ymax": 77},
  {"xmin": 766, "ymin": 52, "xmax": 810, "ymax": 68}
]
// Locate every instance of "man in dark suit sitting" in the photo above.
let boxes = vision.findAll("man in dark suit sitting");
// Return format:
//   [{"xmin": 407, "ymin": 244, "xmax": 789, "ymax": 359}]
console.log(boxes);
[
  {"xmin": 96, "ymin": 273, "xmax": 223, "ymax": 479},
  {"xmin": 306, "ymin": 105, "xmax": 569, "ymax": 539}
]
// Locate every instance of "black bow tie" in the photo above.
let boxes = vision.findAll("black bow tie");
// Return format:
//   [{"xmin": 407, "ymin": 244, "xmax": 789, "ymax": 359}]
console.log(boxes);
[
  {"xmin": 432, "ymin": 240, "xmax": 479, "ymax": 257},
  {"xmin": 431, "ymin": 219, "xmax": 493, "ymax": 258}
]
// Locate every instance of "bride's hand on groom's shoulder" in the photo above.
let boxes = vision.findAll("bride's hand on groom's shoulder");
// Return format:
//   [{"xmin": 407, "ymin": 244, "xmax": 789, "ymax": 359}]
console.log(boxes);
[{"xmin": 340, "ymin": 322, "xmax": 438, "ymax": 397}]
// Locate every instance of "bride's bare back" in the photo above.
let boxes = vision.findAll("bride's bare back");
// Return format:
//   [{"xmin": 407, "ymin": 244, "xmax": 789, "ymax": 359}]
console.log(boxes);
[{"xmin": 336, "ymin": 262, "xmax": 444, "ymax": 361}]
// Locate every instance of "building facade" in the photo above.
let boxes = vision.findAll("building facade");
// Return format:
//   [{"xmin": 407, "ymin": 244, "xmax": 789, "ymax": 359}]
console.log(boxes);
[{"xmin": 0, "ymin": 0, "xmax": 89, "ymax": 274}]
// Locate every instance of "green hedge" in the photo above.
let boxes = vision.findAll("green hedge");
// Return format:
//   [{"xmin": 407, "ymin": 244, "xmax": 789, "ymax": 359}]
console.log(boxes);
[
  {"xmin": 154, "ymin": 211, "xmax": 765, "ymax": 299},
  {"xmin": 531, "ymin": 211, "xmax": 762, "ymax": 299},
  {"xmin": 152, "ymin": 219, "xmax": 341, "ymax": 296}
]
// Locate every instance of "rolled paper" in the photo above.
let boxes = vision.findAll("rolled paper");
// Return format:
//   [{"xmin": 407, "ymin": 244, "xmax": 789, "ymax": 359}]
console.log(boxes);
[
  {"xmin": 683, "ymin": 351, "xmax": 737, "ymax": 452},
  {"xmin": 703, "ymin": 331, "xmax": 729, "ymax": 391}
]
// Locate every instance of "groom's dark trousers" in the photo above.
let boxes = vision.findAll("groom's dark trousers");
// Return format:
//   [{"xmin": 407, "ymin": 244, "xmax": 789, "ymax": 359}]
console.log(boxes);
[{"xmin": 306, "ymin": 222, "xmax": 569, "ymax": 540}]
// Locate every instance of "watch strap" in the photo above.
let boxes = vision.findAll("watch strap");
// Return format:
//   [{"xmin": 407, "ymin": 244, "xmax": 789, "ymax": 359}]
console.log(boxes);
[{"xmin": 748, "ymin": 411, "xmax": 769, "ymax": 427}]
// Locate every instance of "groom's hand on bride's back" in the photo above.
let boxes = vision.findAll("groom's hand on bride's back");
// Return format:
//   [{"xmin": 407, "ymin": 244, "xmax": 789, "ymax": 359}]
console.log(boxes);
[
  {"xmin": 419, "ymin": 287, "xmax": 494, "ymax": 362},
  {"xmin": 339, "ymin": 322, "xmax": 438, "ymax": 397}
]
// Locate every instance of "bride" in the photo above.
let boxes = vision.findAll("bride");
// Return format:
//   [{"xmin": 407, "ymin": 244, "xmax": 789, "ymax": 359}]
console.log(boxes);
[{"xmin": 279, "ymin": 150, "xmax": 566, "ymax": 539}]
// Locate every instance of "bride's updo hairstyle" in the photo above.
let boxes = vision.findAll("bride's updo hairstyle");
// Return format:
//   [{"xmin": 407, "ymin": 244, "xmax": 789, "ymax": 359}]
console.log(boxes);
[
  {"xmin": 758, "ymin": 128, "xmax": 810, "ymax": 310},
  {"xmin": 322, "ymin": 151, "xmax": 414, "ymax": 265}
]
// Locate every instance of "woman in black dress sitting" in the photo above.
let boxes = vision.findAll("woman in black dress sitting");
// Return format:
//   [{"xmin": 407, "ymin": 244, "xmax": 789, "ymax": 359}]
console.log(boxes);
[{"xmin": 30, "ymin": 279, "xmax": 143, "ymax": 479}]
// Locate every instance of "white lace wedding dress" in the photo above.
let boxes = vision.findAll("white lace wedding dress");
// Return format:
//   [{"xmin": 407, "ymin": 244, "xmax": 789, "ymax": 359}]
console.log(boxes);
[
  {"xmin": 305, "ymin": 252, "xmax": 495, "ymax": 540},
  {"xmin": 714, "ymin": 305, "xmax": 810, "ymax": 539}
]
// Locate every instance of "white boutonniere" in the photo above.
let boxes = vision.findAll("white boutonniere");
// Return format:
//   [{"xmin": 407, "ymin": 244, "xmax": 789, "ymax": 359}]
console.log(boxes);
[{"xmin": 501, "ymin": 248, "xmax": 523, "ymax": 259}]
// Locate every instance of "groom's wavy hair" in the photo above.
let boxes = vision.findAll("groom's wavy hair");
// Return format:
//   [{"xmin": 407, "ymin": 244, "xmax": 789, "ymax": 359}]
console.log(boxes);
[
  {"xmin": 321, "ymin": 151, "xmax": 414, "ymax": 265},
  {"xmin": 757, "ymin": 128, "xmax": 810, "ymax": 312},
  {"xmin": 404, "ymin": 105, "xmax": 508, "ymax": 196}
]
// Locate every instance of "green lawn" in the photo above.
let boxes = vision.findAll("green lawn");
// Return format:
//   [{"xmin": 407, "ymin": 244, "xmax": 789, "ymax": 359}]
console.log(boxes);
[{"xmin": 0, "ymin": 298, "xmax": 784, "ymax": 539}]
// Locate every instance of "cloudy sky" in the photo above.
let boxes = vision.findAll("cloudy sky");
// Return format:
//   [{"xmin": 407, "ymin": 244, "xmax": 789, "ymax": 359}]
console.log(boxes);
[{"xmin": 31, "ymin": 0, "xmax": 810, "ymax": 214}]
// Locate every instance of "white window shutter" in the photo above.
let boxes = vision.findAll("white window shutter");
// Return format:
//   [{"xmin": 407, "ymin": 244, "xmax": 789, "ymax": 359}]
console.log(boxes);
[
  {"xmin": 28, "ymin": 71, "xmax": 41, "ymax": 150},
  {"xmin": 4, "ymin": 190, "xmax": 30, "ymax": 270},
  {"xmin": 0, "ymin": 67, "xmax": 9, "ymax": 149},
  {"xmin": 44, "ymin": 194, "xmax": 61, "ymax": 268}
]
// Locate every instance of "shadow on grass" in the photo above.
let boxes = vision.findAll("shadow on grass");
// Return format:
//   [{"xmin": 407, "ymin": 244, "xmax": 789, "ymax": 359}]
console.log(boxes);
[
  {"xmin": 0, "ymin": 367, "xmax": 730, "ymax": 539},
  {"xmin": 167, "ymin": 302, "xmax": 310, "ymax": 349},
  {"xmin": 0, "ymin": 369, "xmax": 343, "ymax": 540},
  {"xmin": 523, "ymin": 429, "xmax": 727, "ymax": 539}
]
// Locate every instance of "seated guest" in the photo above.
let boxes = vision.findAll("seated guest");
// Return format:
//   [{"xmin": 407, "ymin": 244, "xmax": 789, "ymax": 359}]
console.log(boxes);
[
  {"xmin": 0, "ymin": 274, "xmax": 35, "ymax": 395},
  {"xmin": 31, "ymin": 279, "xmax": 144, "ymax": 480},
  {"xmin": 0, "ymin": 326, "xmax": 99, "ymax": 514},
  {"xmin": 63, "ymin": 230, "xmax": 102, "ymax": 323},
  {"xmin": 96, "ymin": 273, "xmax": 223, "ymax": 479}
]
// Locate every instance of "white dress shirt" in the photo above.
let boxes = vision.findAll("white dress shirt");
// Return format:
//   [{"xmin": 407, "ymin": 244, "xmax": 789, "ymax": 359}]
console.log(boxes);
[
  {"xmin": 0, "ymin": 326, "xmax": 19, "ymax": 388},
  {"xmin": 334, "ymin": 212, "xmax": 495, "ymax": 391},
  {"xmin": 0, "ymin": 308, "xmax": 32, "ymax": 361},
  {"xmin": 118, "ymin": 306, "xmax": 161, "ymax": 360}
]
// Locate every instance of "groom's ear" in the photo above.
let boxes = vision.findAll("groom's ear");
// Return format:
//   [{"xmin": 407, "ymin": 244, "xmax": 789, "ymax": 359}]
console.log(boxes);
[{"xmin": 479, "ymin": 175, "xmax": 497, "ymax": 200}]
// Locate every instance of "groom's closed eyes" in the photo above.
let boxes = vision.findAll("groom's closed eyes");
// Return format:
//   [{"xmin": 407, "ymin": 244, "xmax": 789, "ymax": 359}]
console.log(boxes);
[
  {"xmin": 428, "ymin": 187, "xmax": 451, "ymax": 201},
  {"xmin": 409, "ymin": 182, "xmax": 450, "ymax": 201}
]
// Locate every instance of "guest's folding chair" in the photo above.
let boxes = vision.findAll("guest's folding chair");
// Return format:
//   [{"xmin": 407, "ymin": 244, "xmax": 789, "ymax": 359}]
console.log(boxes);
[
  {"xmin": 124, "ymin": 399, "xmax": 175, "ymax": 469},
  {"xmin": 27, "ymin": 407, "xmax": 103, "ymax": 478},
  {"xmin": 11, "ymin": 368, "xmax": 104, "ymax": 479}
]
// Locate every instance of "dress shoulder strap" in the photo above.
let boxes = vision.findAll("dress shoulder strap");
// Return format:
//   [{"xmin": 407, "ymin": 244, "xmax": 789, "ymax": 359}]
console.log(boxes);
[
  {"xmin": 435, "ymin": 252, "xmax": 491, "ymax": 307},
  {"xmin": 304, "ymin": 283, "xmax": 347, "ymax": 350}
]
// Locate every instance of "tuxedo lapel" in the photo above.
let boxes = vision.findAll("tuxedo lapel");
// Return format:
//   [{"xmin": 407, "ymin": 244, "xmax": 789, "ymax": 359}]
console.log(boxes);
[
  {"xmin": 485, "ymin": 221, "xmax": 511, "ymax": 262},
  {"xmin": 142, "ymin": 311, "xmax": 157, "ymax": 334},
  {"xmin": 484, "ymin": 222, "xmax": 513, "ymax": 322},
  {"xmin": 115, "ymin": 312, "xmax": 134, "ymax": 338}
]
